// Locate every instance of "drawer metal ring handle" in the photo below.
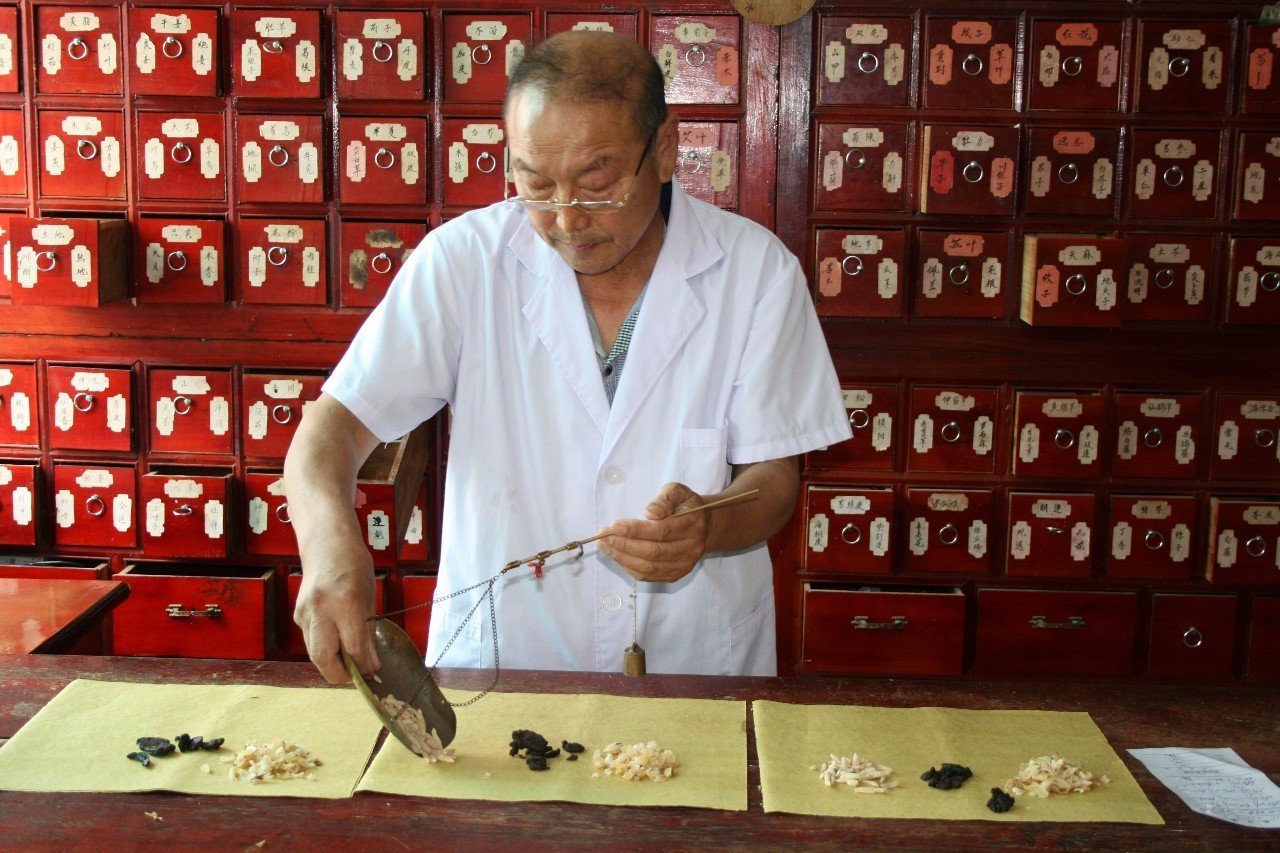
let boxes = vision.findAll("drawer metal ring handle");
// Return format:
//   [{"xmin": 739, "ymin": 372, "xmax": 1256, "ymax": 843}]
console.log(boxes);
[
  {"xmin": 961, "ymin": 53, "xmax": 984, "ymax": 76},
  {"xmin": 857, "ymin": 51, "xmax": 880, "ymax": 74},
  {"xmin": 166, "ymin": 250, "xmax": 188, "ymax": 272},
  {"xmin": 1183, "ymin": 626, "xmax": 1204, "ymax": 649},
  {"xmin": 1144, "ymin": 529, "xmax": 1165, "ymax": 551},
  {"xmin": 841, "ymin": 254, "xmax": 864, "ymax": 277},
  {"xmin": 475, "ymin": 150, "xmax": 497, "ymax": 173},
  {"xmin": 1154, "ymin": 268, "xmax": 1176, "ymax": 289},
  {"xmin": 370, "ymin": 252, "xmax": 393, "ymax": 275},
  {"xmin": 162, "ymin": 35, "xmax": 184, "ymax": 59},
  {"xmin": 1058, "ymin": 162, "xmax": 1080, "ymax": 185},
  {"xmin": 681, "ymin": 151, "xmax": 702, "ymax": 173},
  {"xmin": 76, "ymin": 139, "xmax": 98, "ymax": 160},
  {"xmin": 948, "ymin": 262, "xmax": 970, "ymax": 286},
  {"xmin": 840, "ymin": 522, "xmax": 862, "ymax": 545},
  {"xmin": 1256, "ymin": 428, "xmax": 1277, "ymax": 448},
  {"xmin": 271, "ymin": 403, "xmax": 293, "ymax": 425},
  {"xmin": 1061, "ymin": 55, "xmax": 1084, "ymax": 77},
  {"xmin": 73, "ymin": 392, "xmax": 96, "ymax": 412},
  {"xmin": 1065, "ymin": 273, "xmax": 1088, "ymax": 296},
  {"xmin": 166, "ymin": 604, "xmax": 223, "ymax": 618},
  {"xmin": 1245, "ymin": 535, "xmax": 1268, "ymax": 558},
  {"xmin": 262, "ymin": 40, "xmax": 285, "ymax": 55},
  {"xmin": 1030, "ymin": 615, "xmax": 1085, "ymax": 630},
  {"xmin": 1054, "ymin": 427, "xmax": 1076, "ymax": 449},
  {"xmin": 268, "ymin": 145, "xmax": 290, "ymax": 167},
  {"xmin": 938, "ymin": 523, "xmax": 960, "ymax": 546},
  {"xmin": 1168, "ymin": 56, "xmax": 1192, "ymax": 78},
  {"xmin": 67, "ymin": 37, "xmax": 90, "ymax": 61},
  {"xmin": 1046, "ymin": 525, "xmax": 1066, "ymax": 535},
  {"xmin": 685, "ymin": 45, "xmax": 706, "ymax": 67},
  {"xmin": 1261, "ymin": 272, "xmax": 1280, "ymax": 292},
  {"xmin": 852, "ymin": 615, "xmax": 907, "ymax": 630},
  {"xmin": 374, "ymin": 147, "xmax": 396, "ymax": 169},
  {"xmin": 1143, "ymin": 427, "xmax": 1164, "ymax": 448},
  {"xmin": 962, "ymin": 160, "xmax": 985, "ymax": 183},
  {"xmin": 170, "ymin": 142, "xmax": 193, "ymax": 164},
  {"xmin": 267, "ymin": 245, "xmax": 289, "ymax": 267},
  {"xmin": 1162, "ymin": 165, "xmax": 1184, "ymax": 188},
  {"xmin": 372, "ymin": 40, "xmax": 394, "ymax": 63},
  {"xmin": 471, "ymin": 43, "xmax": 492, "ymax": 65},
  {"xmin": 845, "ymin": 148, "xmax": 867, "ymax": 170},
  {"xmin": 940, "ymin": 421, "xmax": 962, "ymax": 443},
  {"xmin": 276, "ymin": 502, "xmax": 292, "ymax": 524},
  {"xmin": 849, "ymin": 408, "xmax": 871, "ymax": 429},
  {"xmin": 173, "ymin": 395, "xmax": 194, "ymax": 416},
  {"xmin": 35, "ymin": 251, "xmax": 58, "ymax": 272},
  {"xmin": 172, "ymin": 504, "xmax": 194, "ymax": 516},
  {"xmin": 84, "ymin": 494, "xmax": 106, "ymax": 517}
]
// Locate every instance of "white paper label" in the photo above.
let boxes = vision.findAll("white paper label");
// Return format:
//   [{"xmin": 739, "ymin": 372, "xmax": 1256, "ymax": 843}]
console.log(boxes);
[
  {"xmin": 112, "ymin": 493, "xmax": 132, "ymax": 533},
  {"xmin": 830, "ymin": 495, "xmax": 871, "ymax": 515},
  {"xmin": 808, "ymin": 512, "xmax": 829, "ymax": 553},
  {"xmin": 248, "ymin": 496, "xmax": 269, "ymax": 535},
  {"xmin": 205, "ymin": 500, "xmax": 224, "ymax": 538},
  {"xmin": 1010, "ymin": 520, "xmax": 1032, "ymax": 559},
  {"xmin": 367, "ymin": 509, "xmax": 391, "ymax": 550},
  {"xmin": 145, "ymin": 498, "xmax": 166, "ymax": 537}
]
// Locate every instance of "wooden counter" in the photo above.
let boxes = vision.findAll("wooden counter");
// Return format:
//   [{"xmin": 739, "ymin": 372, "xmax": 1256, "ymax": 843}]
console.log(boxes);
[
  {"xmin": 0, "ymin": 579, "xmax": 128, "ymax": 654},
  {"xmin": 0, "ymin": 654, "xmax": 1276, "ymax": 849}
]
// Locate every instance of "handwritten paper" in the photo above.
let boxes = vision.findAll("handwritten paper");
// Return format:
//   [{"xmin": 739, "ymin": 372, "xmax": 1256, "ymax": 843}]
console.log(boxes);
[{"xmin": 1128, "ymin": 747, "xmax": 1280, "ymax": 828}]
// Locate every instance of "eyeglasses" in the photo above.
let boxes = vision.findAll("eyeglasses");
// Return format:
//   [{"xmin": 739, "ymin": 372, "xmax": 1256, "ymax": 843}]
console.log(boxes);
[{"xmin": 504, "ymin": 131, "xmax": 655, "ymax": 214}]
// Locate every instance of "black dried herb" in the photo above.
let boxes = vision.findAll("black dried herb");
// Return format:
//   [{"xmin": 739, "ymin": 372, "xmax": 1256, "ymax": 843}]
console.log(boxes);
[
  {"xmin": 126, "ymin": 751, "xmax": 151, "ymax": 766},
  {"xmin": 201, "ymin": 737, "xmax": 224, "ymax": 751},
  {"xmin": 136, "ymin": 737, "xmax": 175, "ymax": 757},
  {"xmin": 921, "ymin": 762, "xmax": 973, "ymax": 790},
  {"xmin": 561, "ymin": 741, "xmax": 585, "ymax": 754},
  {"xmin": 987, "ymin": 787, "xmax": 1015, "ymax": 813},
  {"xmin": 526, "ymin": 755, "xmax": 549, "ymax": 771}
]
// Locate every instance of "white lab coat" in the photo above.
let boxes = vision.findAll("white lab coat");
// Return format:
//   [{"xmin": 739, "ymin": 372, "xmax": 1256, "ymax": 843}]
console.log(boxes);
[{"xmin": 325, "ymin": 184, "xmax": 851, "ymax": 675}]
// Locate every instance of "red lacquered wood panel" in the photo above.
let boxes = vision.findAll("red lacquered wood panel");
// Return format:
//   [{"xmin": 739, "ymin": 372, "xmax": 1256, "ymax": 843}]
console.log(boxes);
[
  {"xmin": 1113, "ymin": 392, "xmax": 1201, "ymax": 479},
  {"xmin": 1207, "ymin": 498, "xmax": 1280, "ymax": 586},
  {"xmin": 440, "ymin": 118, "xmax": 505, "ymax": 210},
  {"xmin": 815, "ymin": 15, "xmax": 913, "ymax": 107},
  {"xmin": 650, "ymin": 14, "xmax": 740, "ymax": 105},
  {"xmin": 441, "ymin": 12, "xmax": 531, "ymax": 104},
  {"xmin": 812, "ymin": 227, "xmax": 906, "ymax": 318},
  {"xmin": 133, "ymin": 218, "xmax": 226, "ymax": 304},
  {"xmin": 1012, "ymin": 390, "xmax": 1105, "ymax": 479},
  {"xmin": 230, "ymin": 8, "xmax": 321, "ymax": 99},
  {"xmin": 52, "ymin": 463, "xmax": 136, "ymax": 549},
  {"xmin": 1122, "ymin": 233, "xmax": 1213, "ymax": 323},
  {"xmin": 44, "ymin": 364, "xmax": 133, "ymax": 453},
  {"xmin": 0, "ymin": 577, "xmax": 127, "ymax": 653},
  {"xmin": 338, "ymin": 117, "xmax": 428, "ymax": 206},
  {"xmin": 0, "ymin": 361, "xmax": 40, "ymax": 448},
  {"xmin": 1246, "ymin": 596, "xmax": 1280, "ymax": 679},
  {"xmin": 1019, "ymin": 233, "xmax": 1124, "ymax": 327},
  {"xmin": 243, "ymin": 469, "xmax": 293, "ymax": 557},
  {"xmin": 1146, "ymin": 593, "xmax": 1236, "ymax": 678},
  {"xmin": 1211, "ymin": 393, "xmax": 1280, "ymax": 481},
  {"xmin": 235, "ymin": 218, "xmax": 327, "ymax": 306},
  {"xmin": 1107, "ymin": 494, "xmax": 1197, "ymax": 580},
  {"xmin": 139, "ymin": 468, "xmax": 233, "ymax": 559},
  {"xmin": 803, "ymin": 485, "xmax": 894, "ymax": 574},
  {"xmin": 676, "ymin": 120, "xmax": 739, "ymax": 209},
  {"xmin": 813, "ymin": 121, "xmax": 909, "ymax": 212},
  {"xmin": 906, "ymin": 385, "xmax": 999, "ymax": 474},
  {"xmin": 0, "ymin": 109, "xmax": 26, "ymax": 197},
  {"xmin": 1027, "ymin": 19, "xmax": 1124, "ymax": 112},
  {"xmin": 35, "ymin": 4, "xmax": 122, "ymax": 95},
  {"xmin": 135, "ymin": 111, "xmax": 226, "ymax": 202},
  {"xmin": 338, "ymin": 220, "xmax": 426, "ymax": 309},
  {"xmin": 1006, "ymin": 491, "xmax": 1097, "ymax": 578},
  {"xmin": 972, "ymin": 588, "xmax": 1138, "ymax": 677},
  {"xmin": 914, "ymin": 229, "xmax": 1007, "ymax": 319},
  {"xmin": 0, "ymin": 6, "xmax": 18, "ymax": 94},
  {"xmin": 235, "ymin": 114, "xmax": 326, "ymax": 205},
  {"xmin": 400, "ymin": 572, "xmax": 437, "ymax": 653},
  {"xmin": 239, "ymin": 371, "xmax": 325, "ymax": 462},
  {"xmin": 922, "ymin": 16, "xmax": 1018, "ymax": 110},
  {"xmin": 801, "ymin": 585, "xmax": 965, "ymax": 676},
  {"xmin": 904, "ymin": 487, "xmax": 994, "ymax": 575},
  {"xmin": 127, "ymin": 7, "xmax": 220, "ymax": 98},
  {"xmin": 1225, "ymin": 236, "xmax": 1280, "ymax": 326},
  {"xmin": 1134, "ymin": 19, "xmax": 1232, "ymax": 115},
  {"xmin": 334, "ymin": 10, "xmax": 426, "ymax": 101},
  {"xmin": 0, "ymin": 460, "xmax": 38, "ymax": 546},
  {"xmin": 1023, "ymin": 126, "xmax": 1119, "ymax": 218},
  {"xmin": 805, "ymin": 384, "xmax": 897, "ymax": 472}
]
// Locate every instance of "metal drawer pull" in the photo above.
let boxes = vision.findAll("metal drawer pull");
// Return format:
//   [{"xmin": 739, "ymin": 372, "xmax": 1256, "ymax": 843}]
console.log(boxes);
[
  {"xmin": 73, "ymin": 392, "xmax": 96, "ymax": 412},
  {"xmin": 1154, "ymin": 268, "xmax": 1176, "ymax": 289},
  {"xmin": 1245, "ymin": 536, "xmax": 1268, "ymax": 558},
  {"xmin": 475, "ymin": 151, "xmax": 497, "ymax": 173},
  {"xmin": 271, "ymin": 404, "xmax": 294, "ymax": 424},
  {"xmin": 842, "ymin": 255, "xmax": 864, "ymax": 277},
  {"xmin": 1054, "ymin": 428, "xmax": 1075, "ymax": 449},
  {"xmin": 1065, "ymin": 273, "xmax": 1088, "ymax": 296},
  {"xmin": 1143, "ymin": 427, "xmax": 1164, "ymax": 448},
  {"xmin": 172, "ymin": 504, "xmax": 194, "ymax": 516},
  {"xmin": 267, "ymin": 246, "xmax": 289, "ymax": 266},
  {"xmin": 77, "ymin": 139, "xmax": 98, "ymax": 160},
  {"xmin": 940, "ymin": 421, "xmax": 962, "ymax": 443},
  {"xmin": 1261, "ymin": 272, "xmax": 1280, "ymax": 292},
  {"xmin": 938, "ymin": 523, "xmax": 960, "ymax": 545},
  {"xmin": 471, "ymin": 43, "xmax": 492, "ymax": 65},
  {"xmin": 1162, "ymin": 165, "xmax": 1184, "ymax": 188},
  {"xmin": 173, "ymin": 395, "xmax": 194, "ymax": 416},
  {"xmin": 948, "ymin": 263, "xmax": 970, "ymax": 286},
  {"xmin": 682, "ymin": 151, "xmax": 702, "ymax": 173},
  {"xmin": 67, "ymin": 37, "xmax": 89, "ymax": 60},
  {"xmin": 845, "ymin": 148, "xmax": 867, "ymax": 169},
  {"xmin": 840, "ymin": 523, "xmax": 862, "ymax": 545},
  {"xmin": 1030, "ymin": 615, "xmax": 1085, "ymax": 630},
  {"xmin": 167, "ymin": 250, "xmax": 188, "ymax": 272},
  {"xmin": 857, "ymin": 51, "xmax": 880, "ymax": 74},
  {"xmin": 852, "ymin": 615, "xmax": 907, "ymax": 630},
  {"xmin": 262, "ymin": 40, "xmax": 284, "ymax": 55},
  {"xmin": 372, "ymin": 40, "xmax": 394, "ymax": 63},
  {"xmin": 1144, "ymin": 529, "xmax": 1165, "ymax": 550},
  {"xmin": 1058, "ymin": 162, "xmax": 1079, "ymax": 185},
  {"xmin": 962, "ymin": 161, "xmax": 985, "ymax": 183},
  {"xmin": 961, "ymin": 53, "xmax": 984, "ymax": 76},
  {"xmin": 268, "ymin": 145, "xmax": 290, "ymax": 167},
  {"xmin": 1168, "ymin": 56, "xmax": 1192, "ymax": 78},
  {"xmin": 171, "ymin": 142, "xmax": 193, "ymax": 164},
  {"xmin": 849, "ymin": 408, "xmax": 871, "ymax": 429},
  {"xmin": 1183, "ymin": 626, "xmax": 1204, "ymax": 649},
  {"xmin": 370, "ymin": 252, "xmax": 393, "ymax": 275},
  {"xmin": 35, "ymin": 251, "xmax": 57, "ymax": 272},
  {"xmin": 374, "ymin": 147, "xmax": 396, "ymax": 169},
  {"xmin": 685, "ymin": 45, "xmax": 706, "ymax": 67},
  {"xmin": 1061, "ymin": 55, "xmax": 1084, "ymax": 77},
  {"xmin": 84, "ymin": 495, "xmax": 106, "ymax": 516},
  {"xmin": 1257, "ymin": 428, "xmax": 1278, "ymax": 448},
  {"xmin": 166, "ymin": 604, "xmax": 223, "ymax": 618},
  {"xmin": 1045, "ymin": 526, "xmax": 1065, "ymax": 535},
  {"xmin": 276, "ymin": 503, "xmax": 292, "ymax": 524},
  {"xmin": 163, "ymin": 35, "xmax": 184, "ymax": 59}
]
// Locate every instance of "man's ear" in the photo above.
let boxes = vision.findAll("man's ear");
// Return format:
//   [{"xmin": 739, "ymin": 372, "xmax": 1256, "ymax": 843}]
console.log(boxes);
[{"xmin": 654, "ymin": 112, "xmax": 680, "ymax": 184}]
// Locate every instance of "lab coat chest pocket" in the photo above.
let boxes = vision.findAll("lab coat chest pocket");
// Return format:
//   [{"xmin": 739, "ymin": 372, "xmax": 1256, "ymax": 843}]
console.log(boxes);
[{"xmin": 679, "ymin": 426, "xmax": 731, "ymax": 495}]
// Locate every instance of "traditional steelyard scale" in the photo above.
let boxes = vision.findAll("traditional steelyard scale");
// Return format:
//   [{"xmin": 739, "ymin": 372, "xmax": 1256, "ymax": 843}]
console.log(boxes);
[{"xmin": 345, "ymin": 490, "xmax": 760, "ymax": 755}]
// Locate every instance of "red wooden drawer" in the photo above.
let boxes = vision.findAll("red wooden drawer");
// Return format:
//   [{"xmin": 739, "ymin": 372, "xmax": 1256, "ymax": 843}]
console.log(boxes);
[
  {"xmin": 353, "ymin": 429, "xmax": 430, "ymax": 568},
  {"xmin": 112, "ymin": 563, "xmax": 275, "ymax": 659},
  {"xmin": 134, "ymin": 218, "xmax": 225, "ymax": 304},
  {"xmin": 973, "ymin": 588, "xmax": 1138, "ymax": 677},
  {"xmin": 1128, "ymin": 130, "xmax": 1223, "ymax": 220},
  {"xmin": 400, "ymin": 573, "xmax": 437, "ymax": 654},
  {"xmin": 335, "ymin": 10, "xmax": 426, "ymax": 101},
  {"xmin": 140, "ymin": 467, "xmax": 233, "ymax": 559},
  {"xmin": 0, "ymin": 362, "xmax": 39, "ymax": 448},
  {"xmin": 441, "ymin": 118, "xmax": 505, "ymax": 209},
  {"xmin": 651, "ymin": 14, "xmax": 740, "ymax": 105},
  {"xmin": 1146, "ymin": 593, "xmax": 1236, "ymax": 678},
  {"xmin": 45, "ymin": 364, "xmax": 133, "ymax": 452},
  {"xmin": 240, "ymin": 371, "xmax": 325, "ymax": 462},
  {"xmin": 677, "ymin": 121, "xmax": 738, "ymax": 209},
  {"xmin": 0, "ymin": 109, "xmax": 27, "ymax": 197},
  {"xmin": 35, "ymin": 5, "xmax": 122, "ymax": 95},
  {"xmin": 1114, "ymin": 392, "xmax": 1201, "ymax": 479},
  {"xmin": 0, "ymin": 6, "xmax": 17, "ymax": 93},
  {"xmin": 1235, "ymin": 132, "xmax": 1280, "ymax": 222},
  {"xmin": 806, "ymin": 384, "xmax": 897, "ymax": 472},
  {"xmin": 442, "ymin": 13, "xmax": 531, "ymax": 104},
  {"xmin": 9, "ymin": 217, "xmax": 128, "ymax": 308},
  {"xmin": 1024, "ymin": 127, "xmax": 1118, "ymax": 218},
  {"xmin": 236, "ymin": 114, "xmax": 325, "ymax": 205},
  {"xmin": 231, "ymin": 9, "xmax": 321, "ymax": 99},
  {"xmin": 339, "ymin": 117, "xmax": 427, "ymax": 206},
  {"xmin": 813, "ymin": 228, "xmax": 906, "ymax": 319},
  {"xmin": 1027, "ymin": 19, "xmax": 1124, "ymax": 112},
  {"xmin": 907, "ymin": 385, "xmax": 998, "ymax": 474},
  {"xmin": 1013, "ymin": 390, "xmax": 1105, "ymax": 478},
  {"xmin": 53, "ymin": 463, "xmax": 136, "ymax": 549},
  {"xmin": 1212, "ymin": 394, "xmax": 1280, "ymax": 481},
  {"xmin": 923, "ymin": 17, "xmax": 1017, "ymax": 110},
  {"xmin": 135, "ymin": 112, "xmax": 225, "ymax": 202},
  {"xmin": 244, "ymin": 470, "xmax": 293, "ymax": 557},
  {"xmin": 0, "ymin": 461, "xmax": 39, "ymax": 546},
  {"xmin": 338, "ymin": 220, "xmax": 426, "ymax": 309},
  {"xmin": 914, "ymin": 229, "xmax": 1007, "ymax": 319},
  {"xmin": 804, "ymin": 486, "xmax": 894, "ymax": 575},
  {"xmin": 283, "ymin": 569, "xmax": 386, "ymax": 656},
  {"xmin": 545, "ymin": 14, "xmax": 637, "ymax": 40},
  {"xmin": 1243, "ymin": 24, "xmax": 1280, "ymax": 115},
  {"xmin": 0, "ymin": 559, "xmax": 108, "ymax": 580},
  {"xmin": 814, "ymin": 121, "xmax": 908, "ymax": 212},
  {"xmin": 147, "ymin": 367, "xmax": 233, "ymax": 456},
  {"xmin": 127, "ymin": 7, "xmax": 219, "ymax": 97},
  {"xmin": 1123, "ymin": 233, "xmax": 1212, "ymax": 323},
  {"xmin": 1007, "ymin": 491, "xmax": 1096, "ymax": 578},
  {"xmin": 801, "ymin": 585, "xmax": 965, "ymax": 676},
  {"xmin": 1246, "ymin": 596, "xmax": 1280, "ymax": 679},
  {"xmin": 237, "ymin": 218, "xmax": 327, "ymax": 306},
  {"xmin": 1208, "ymin": 498, "xmax": 1280, "ymax": 585},
  {"xmin": 815, "ymin": 15, "xmax": 913, "ymax": 107},
  {"xmin": 1107, "ymin": 494, "xmax": 1196, "ymax": 580},
  {"xmin": 36, "ymin": 109, "xmax": 125, "ymax": 201},
  {"xmin": 1225, "ymin": 237, "xmax": 1280, "ymax": 326},
  {"xmin": 921, "ymin": 124, "xmax": 1019, "ymax": 216},
  {"xmin": 1019, "ymin": 233, "xmax": 1123, "ymax": 327},
  {"xmin": 905, "ymin": 488, "xmax": 993, "ymax": 575},
  {"xmin": 1135, "ymin": 20, "xmax": 1232, "ymax": 115},
  {"xmin": 398, "ymin": 482, "xmax": 431, "ymax": 565}
]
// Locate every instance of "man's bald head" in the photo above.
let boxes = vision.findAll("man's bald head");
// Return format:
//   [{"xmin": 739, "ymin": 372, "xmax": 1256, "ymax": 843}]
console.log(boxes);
[{"xmin": 505, "ymin": 30, "xmax": 668, "ymax": 142}]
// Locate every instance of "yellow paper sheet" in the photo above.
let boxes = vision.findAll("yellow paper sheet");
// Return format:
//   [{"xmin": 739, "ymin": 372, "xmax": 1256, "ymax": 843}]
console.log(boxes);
[
  {"xmin": 356, "ymin": 690, "xmax": 747, "ymax": 811},
  {"xmin": 0, "ymin": 679, "xmax": 383, "ymax": 799},
  {"xmin": 754, "ymin": 701, "xmax": 1163, "ymax": 824}
]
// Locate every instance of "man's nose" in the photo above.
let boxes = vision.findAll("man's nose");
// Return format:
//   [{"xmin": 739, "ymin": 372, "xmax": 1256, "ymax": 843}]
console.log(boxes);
[{"xmin": 554, "ymin": 203, "xmax": 593, "ymax": 232}]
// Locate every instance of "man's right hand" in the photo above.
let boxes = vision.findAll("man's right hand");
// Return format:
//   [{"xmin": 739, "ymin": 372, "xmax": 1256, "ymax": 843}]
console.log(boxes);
[{"xmin": 293, "ymin": 540, "xmax": 381, "ymax": 684}]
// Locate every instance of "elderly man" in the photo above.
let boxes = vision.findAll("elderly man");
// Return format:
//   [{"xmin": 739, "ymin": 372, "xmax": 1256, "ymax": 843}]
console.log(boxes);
[{"xmin": 284, "ymin": 30, "xmax": 849, "ymax": 681}]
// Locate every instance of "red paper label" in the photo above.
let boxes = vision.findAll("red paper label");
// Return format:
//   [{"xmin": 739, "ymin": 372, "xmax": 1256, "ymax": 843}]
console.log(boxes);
[
  {"xmin": 1056, "ymin": 23, "xmax": 1099, "ymax": 47},
  {"xmin": 1250, "ymin": 48, "xmax": 1274, "ymax": 91},
  {"xmin": 943, "ymin": 234, "xmax": 985, "ymax": 257},
  {"xmin": 1036, "ymin": 264, "xmax": 1061, "ymax": 307},
  {"xmin": 1053, "ymin": 131, "xmax": 1096, "ymax": 154},
  {"xmin": 929, "ymin": 43, "xmax": 953, "ymax": 85},
  {"xmin": 930, "ymin": 150, "xmax": 955, "ymax": 195},
  {"xmin": 951, "ymin": 21, "xmax": 993, "ymax": 45},
  {"xmin": 989, "ymin": 44, "xmax": 1013, "ymax": 85},
  {"xmin": 990, "ymin": 156, "xmax": 1014, "ymax": 198},
  {"xmin": 715, "ymin": 46, "xmax": 739, "ymax": 88}
]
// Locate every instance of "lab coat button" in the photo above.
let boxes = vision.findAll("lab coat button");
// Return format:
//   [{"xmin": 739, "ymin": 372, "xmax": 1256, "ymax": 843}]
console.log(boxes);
[
  {"xmin": 604, "ymin": 466, "xmax": 626, "ymax": 485},
  {"xmin": 602, "ymin": 593, "xmax": 623, "ymax": 612}
]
